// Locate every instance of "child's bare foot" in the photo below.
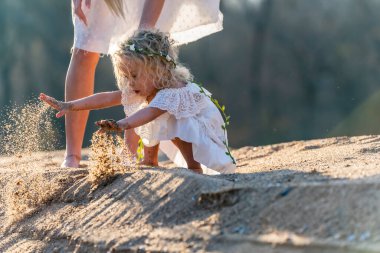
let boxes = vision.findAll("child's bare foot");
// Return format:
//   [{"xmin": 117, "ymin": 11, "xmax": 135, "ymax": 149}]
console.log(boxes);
[
  {"xmin": 190, "ymin": 168, "xmax": 203, "ymax": 174},
  {"xmin": 139, "ymin": 159, "xmax": 158, "ymax": 167},
  {"xmin": 61, "ymin": 154, "xmax": 81, "ymax": 168},
  {"xmin": 139, "ymin": 145, "xmax": 159, "ymax": 167}
]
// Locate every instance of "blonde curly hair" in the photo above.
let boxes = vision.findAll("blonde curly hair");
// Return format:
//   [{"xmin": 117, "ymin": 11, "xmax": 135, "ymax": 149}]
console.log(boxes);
[{"xmin": 111, "ymin": 30, "xmax": 193, "ymax": 93}]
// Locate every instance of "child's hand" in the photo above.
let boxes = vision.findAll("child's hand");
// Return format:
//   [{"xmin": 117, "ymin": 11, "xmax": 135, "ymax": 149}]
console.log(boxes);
[
  {"xmin": 39, "ymin": 93, "xmax": 72, "ymax": 118},
  {"xmin": 95, "ymin": 119, "xmax": 123, "ymax": 132}
]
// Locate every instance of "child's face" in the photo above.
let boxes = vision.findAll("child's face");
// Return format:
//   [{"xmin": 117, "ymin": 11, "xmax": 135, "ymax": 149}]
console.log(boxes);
[{"xmin": 120, "ymin": 58, "xmax": 156, "ymax": 97}]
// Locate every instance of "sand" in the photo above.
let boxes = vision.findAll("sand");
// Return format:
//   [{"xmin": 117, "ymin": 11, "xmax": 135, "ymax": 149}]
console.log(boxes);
[{"xmin": 1, "ymin": 135, "xmax": 380, "ymax": 252}]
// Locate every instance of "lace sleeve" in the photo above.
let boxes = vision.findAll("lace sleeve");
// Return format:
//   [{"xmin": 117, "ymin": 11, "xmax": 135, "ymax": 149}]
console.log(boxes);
[
  {"xmin": 149, "ymin": 85, "xmax": 209, "ymax": 119},
  {"xmin": 121, "ymin": 89, "xmax": 147, "ymax": 116}
]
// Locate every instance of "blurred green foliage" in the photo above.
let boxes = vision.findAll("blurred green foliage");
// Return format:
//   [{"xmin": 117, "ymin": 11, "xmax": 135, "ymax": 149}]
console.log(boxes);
[{"xmin": 1, "ymin": 0, "xmax": 380, "ymax": 149}]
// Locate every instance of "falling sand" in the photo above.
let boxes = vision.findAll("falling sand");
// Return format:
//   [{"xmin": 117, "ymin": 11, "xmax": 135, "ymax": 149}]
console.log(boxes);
[
  {"xmin": 0, "ymin": 100, "xmax": 63, "ymax": 226},
  {"xmin": 88, "ymin": 131, "xmax": 137, "ymax": 187},
  {"xmin": 0, "ymin": 99, "xmax": 139, "ymax": 227},
  {"xmin": 0, "ymin": 99, "xmax": 58, "ymax": 156}
]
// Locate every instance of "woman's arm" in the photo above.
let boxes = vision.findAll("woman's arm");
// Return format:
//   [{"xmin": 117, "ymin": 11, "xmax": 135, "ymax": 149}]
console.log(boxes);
[
  {"xmin": 138, "ymin": 0, "xmax": 165, "ymax": 29},
  {"xmin": 96, "ymin": 107, "xmax": 166, "ymax": 131},
  {"xmin": 72, "ymin": 0, "xmax": 89, "ymax": 26},
  {"xmin": 40, "ymin": 91, "xmax": 122, "ymax": 118}
]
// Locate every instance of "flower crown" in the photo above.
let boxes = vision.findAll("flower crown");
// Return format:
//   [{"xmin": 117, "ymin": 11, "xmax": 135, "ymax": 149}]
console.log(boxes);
[{"xmin": 123, "ymin": 42, "xmax": 176, "ymax": 68}]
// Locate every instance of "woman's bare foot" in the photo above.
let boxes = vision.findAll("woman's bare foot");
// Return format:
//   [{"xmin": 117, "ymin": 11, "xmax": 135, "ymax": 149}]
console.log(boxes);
[{"xmin": 61, "ymin": 154, "xmax": 81, "ymax": 168}]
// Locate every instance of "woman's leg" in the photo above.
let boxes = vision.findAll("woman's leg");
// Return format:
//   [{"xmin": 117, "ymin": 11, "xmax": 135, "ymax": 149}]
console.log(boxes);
[
  {"xmin": 63, "ymin": 48, "xmax": 100, "ymax": 168},
  {"xmin": 171, "ymin": 138, "xmax": 202, "ymax": 174},
  {"xmin": 141, "ymin": 144, "xmax": 159, "ymax": 166}
]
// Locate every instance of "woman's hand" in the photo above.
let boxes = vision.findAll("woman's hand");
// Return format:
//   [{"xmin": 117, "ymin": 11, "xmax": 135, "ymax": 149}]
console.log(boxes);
[
  {"xmin": 95, "ymin": 119, "xmax": 123, "ymax": 132},
  {"xmin": 39, "ymin": 93, "xmax": 73, "ymax": 118},
  {"xmin": 72, "ymin": 0, "xmax": 92, "ymax": 26}
]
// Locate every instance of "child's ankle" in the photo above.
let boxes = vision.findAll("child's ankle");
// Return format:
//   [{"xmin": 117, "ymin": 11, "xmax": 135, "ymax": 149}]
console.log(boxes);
[
  {"xmin": 140, "ymin": 159, "xmax": 158, "ymax": 167},
  {"xmin": 187, "ymin": 161, "xmax": 202, "ymax": 174}
]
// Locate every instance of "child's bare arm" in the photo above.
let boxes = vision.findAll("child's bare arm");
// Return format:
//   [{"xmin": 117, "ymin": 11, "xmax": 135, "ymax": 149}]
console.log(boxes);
[
  {"xmin": 119, "ymin": 107, "xmax": 166, "ymax": 129},
  {"xmin": 96, "ymin": 107, "xmax": 166, "ymax": 132},
  {"xmin": 39, "ymin": 91, "xmax": 122, "ymax": 118},
  {"xmin": 66, "ymin": 91, "xmax": 122, "ymax": 111}
]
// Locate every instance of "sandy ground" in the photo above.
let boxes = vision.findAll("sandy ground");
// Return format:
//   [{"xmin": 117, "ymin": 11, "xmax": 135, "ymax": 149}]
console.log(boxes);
[{"xmin": 1, "ymin": 135, "xmax": 380, "ymax": 252}]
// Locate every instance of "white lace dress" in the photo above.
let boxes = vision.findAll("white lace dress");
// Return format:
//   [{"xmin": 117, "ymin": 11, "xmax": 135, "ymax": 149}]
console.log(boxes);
[
  {"xmin": 72, "ymin": 0, "xmax": 223, "ymax": 54},
  {"xmin": 122, "ymin": 83, "xmax": 236, "ymax": 174}
]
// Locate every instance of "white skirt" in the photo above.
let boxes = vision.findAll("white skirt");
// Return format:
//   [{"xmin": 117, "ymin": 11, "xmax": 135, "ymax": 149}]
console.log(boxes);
[
  {"xmin": 72, "ymin": 0, "xmax": 223, "ymax": 54},
  {"xmin": 155, "ymin": 118, "xmax": 236, "ymax": 175}
]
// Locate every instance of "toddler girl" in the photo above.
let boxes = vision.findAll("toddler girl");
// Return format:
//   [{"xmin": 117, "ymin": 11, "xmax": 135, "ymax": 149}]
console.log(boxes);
[{"xmin": 40, "ymin": 30, "xmax": 235, "ymax": 174}]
